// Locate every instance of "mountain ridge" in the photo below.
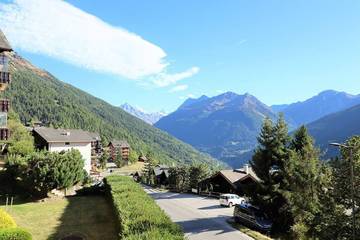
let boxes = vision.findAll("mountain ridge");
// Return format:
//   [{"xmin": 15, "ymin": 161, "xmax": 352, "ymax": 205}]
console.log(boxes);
[
  {"xmin": 4, "ymin": 52, "xmax": 223, "ymax": 167},
  {"xmin": 120, "ymin": 103, "xmax": 166, "ymax": 125},
  {"xmin": 155, "ymin": 91, "xmax": 276, "ymax": 167},
  {"xmin": 272, "ymin": 90, "xmax": 360, "ymax": 125}
]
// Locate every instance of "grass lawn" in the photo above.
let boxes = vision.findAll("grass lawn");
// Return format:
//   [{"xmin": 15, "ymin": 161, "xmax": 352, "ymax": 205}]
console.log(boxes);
[{"xmin": 0, "ymin": 196, "xmax": 118, "ymax": 240}]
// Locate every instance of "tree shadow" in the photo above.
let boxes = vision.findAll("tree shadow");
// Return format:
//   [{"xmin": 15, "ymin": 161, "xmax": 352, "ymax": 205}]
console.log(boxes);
[
  {"xmin": 49, "ymin": 195, "xmax": 118, "ymax": 240},
  {"xmin": 175, "ymin": 215, "xmax": 243, "ymax": 237},
  {"xmin": 198, "ymin": 205, "xmax": 225, "ymax": 210}
]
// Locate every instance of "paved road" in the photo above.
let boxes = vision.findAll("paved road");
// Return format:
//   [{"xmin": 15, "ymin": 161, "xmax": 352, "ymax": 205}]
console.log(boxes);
[{"xmin": 145, "ymin": 187, "xmax": 253, "ymax": 240}]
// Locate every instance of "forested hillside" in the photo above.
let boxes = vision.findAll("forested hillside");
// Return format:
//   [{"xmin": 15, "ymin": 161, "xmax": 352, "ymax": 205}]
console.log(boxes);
[
  {"xmin": 3, "ymin": 52, "xmax": 222, "ymax": 167},
  {"xmin": 306, "ymin": 103, "xmax": 360, "ymax": 158}
]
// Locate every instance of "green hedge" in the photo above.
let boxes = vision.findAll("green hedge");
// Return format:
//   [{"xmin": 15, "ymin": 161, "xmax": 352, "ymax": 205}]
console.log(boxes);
[
  {"xmin": 105, "ymin": 176, "xmax": 184, "ymax": 240},
  {"xmin": 0, "ymin": 209, "xmax": 16, "ymax": 229},
  {"xmin": 0, "ymin": 227, "xmax": 32, "ymax": 240}
]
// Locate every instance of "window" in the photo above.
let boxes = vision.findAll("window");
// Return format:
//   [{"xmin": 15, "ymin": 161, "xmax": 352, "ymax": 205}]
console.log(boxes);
[{"xmin": 65, "ymin": 142, "xmax": 70, "ymax": 145}]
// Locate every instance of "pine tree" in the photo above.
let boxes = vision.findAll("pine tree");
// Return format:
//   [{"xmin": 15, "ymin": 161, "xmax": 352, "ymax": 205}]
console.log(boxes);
[
  {"xmin": 285, "ymin": 125, "xmax": 328, "ymax": 239},
  {"xmin": 99, "ymin": 150, "xmax": 109, "ymax": 169},
  {"xmin": 331, "ymin": 136, "xmax": 360, "ymax": 238},
  {"xmin": 250, "ymin": 114, "xmax": 292, "ymax": 232},
  {"xmin": 142, "ymin": 151, "xmax": 156, "ymax": 185},
  {"xmin": 189, "ymin": 164, "xmax": 210, "ymax": 190}
]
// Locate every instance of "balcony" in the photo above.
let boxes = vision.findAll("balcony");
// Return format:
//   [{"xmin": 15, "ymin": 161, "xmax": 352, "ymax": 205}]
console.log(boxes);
[
  {"xmin": 0, "ymin": 128, "xmax": 9, "ymax": 140},
  {"xmin": 0, "ymin": 99, "xmax": 9, "ymax": 112},
  {"xmin": 0, "ymin": 71, "xmax": 10, "ymax": 91}
]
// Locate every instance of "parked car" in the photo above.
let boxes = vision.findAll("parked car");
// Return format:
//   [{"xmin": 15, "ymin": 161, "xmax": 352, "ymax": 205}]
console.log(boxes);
[
  {"xmin": 233, "ymin": 203, "xmax": 273, "ymax": 232},
  {"xmin": 219, "ymin": 194, "xmax": 245, "ymax": 207}
]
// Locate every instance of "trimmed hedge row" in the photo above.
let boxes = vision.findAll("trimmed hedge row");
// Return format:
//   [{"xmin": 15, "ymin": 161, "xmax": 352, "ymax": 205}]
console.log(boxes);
[
  {"xmin": 105, "ymin": 176, "xmax": 184, "ymax": 240},
  {"xmin": 0, "ymin": 228, "xmax": 32, "ymax": 240},
  {"xmin": 0, "ymin": 209, "xmax": 32, "ymax": 240}
]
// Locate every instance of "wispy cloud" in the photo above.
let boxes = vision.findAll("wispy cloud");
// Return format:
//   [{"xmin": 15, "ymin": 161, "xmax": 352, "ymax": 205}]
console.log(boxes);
[
  {"xmin": 169, "ymin": 84, "xmax": 188, "ymax": 93},
  {"xmin": 0, "ymin": 0, "xmax": 198, "ymax": 86},
  {"xmin": 152, "ymin": 67, "xmax": 199, "ymax": 87}
]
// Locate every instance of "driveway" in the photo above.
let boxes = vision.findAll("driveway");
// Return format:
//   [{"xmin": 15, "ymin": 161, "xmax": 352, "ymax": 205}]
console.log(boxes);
[{"xmin": 145, "ymin": 187, "xmax": 253, "ymax": 240}]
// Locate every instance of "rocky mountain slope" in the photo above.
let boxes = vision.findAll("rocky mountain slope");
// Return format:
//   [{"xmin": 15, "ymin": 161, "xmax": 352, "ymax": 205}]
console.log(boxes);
[
  {"xmin": 155, "ymin": 92, "xmax": 276, "ymax": 167},
  {"xmin": 120, "ymin": 103, "xmax": 166, "ymax": 125}
]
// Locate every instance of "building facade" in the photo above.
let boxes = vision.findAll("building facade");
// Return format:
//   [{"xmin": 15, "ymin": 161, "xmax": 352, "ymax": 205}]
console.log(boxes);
[
  {"xmin": 108, "ymin": 140, "xmax": 130, "ymax": 162},
  {"xmin": 33, "ymin": 127, "xmax": 94, "ymax": 173},
  {"xmin": 0, "ymin": 30, "xmax": 13, "ymax": 141}
]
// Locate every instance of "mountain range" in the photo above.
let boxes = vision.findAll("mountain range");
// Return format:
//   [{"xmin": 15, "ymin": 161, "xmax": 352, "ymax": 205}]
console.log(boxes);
[
  {"xmin": 155, "ymin": 92, "xmax": 277, "ymax": 166},
  {"xmin": 272, "ymin": 90, "xmax": 360, "ymax": 126},
  {"xmin": 120, "ymin": 103, "xmax": 166, "ymax": 125},
  {"xmin": 4, "ymin": 52, "xmax": 222, "ymax": 168},
  {"xmin": 5, "ymin": 51, "xmax": 359, "ymax": 169},
  {"xmin": 156, "ymin": 90, "xmax": 360, "ymax": 167}
]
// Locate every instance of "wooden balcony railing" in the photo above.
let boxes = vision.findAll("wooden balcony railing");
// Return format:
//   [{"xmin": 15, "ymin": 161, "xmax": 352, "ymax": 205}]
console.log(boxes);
[
  {"xmin": 0, "ymin": 128, "xmax": 9, "ymax": 140},
  {"xmin": 0, "ymin": 99, "xmax": 9, "ymax": 112}
]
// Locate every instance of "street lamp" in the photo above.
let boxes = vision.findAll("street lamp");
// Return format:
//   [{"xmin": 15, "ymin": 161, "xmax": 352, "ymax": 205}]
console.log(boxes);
[{"xmin": 329, "ymin": 142, "xmax": 356, "ymax": 240}]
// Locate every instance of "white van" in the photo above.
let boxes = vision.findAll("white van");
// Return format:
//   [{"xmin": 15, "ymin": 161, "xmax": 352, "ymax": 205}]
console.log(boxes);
[{"xmin": 219, "ymin": 194, "xmax": 245, "ymax": 207}]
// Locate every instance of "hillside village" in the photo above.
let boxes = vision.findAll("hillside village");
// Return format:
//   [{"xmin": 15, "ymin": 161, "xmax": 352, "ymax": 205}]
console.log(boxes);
[{"xmin": 0, "ymin": 5, "xmax": 360, "ymax": 240}]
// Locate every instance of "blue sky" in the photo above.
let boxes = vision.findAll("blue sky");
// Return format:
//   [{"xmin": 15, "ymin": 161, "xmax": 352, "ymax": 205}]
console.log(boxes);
[{"xmin": 0, "ymin": 0, "xmax": 360, "ymax": 113}]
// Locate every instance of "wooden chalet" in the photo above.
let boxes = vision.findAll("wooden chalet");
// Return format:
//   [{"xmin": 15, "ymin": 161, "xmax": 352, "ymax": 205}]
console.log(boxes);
[
  {"xmin": 108, "ymin": 140, "xmax": 130, "ymax": 162},
  {"xmin": 198, "ymin": 165, "xmax": 259, "ymax": 196},
  {"xmin": 153, "ymin": 164, "xmax": 170, "ymax": 185}
]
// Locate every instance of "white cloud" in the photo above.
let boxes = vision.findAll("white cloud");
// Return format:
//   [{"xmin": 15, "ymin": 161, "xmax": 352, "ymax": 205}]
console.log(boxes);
[
  {"xmin": 0, "ymin": 0, "xmax": 198, "ymax": 86},
  {"xmin": 152, "ymin": 67, "xmax": 199, "ymax": 87},
  {"xmin": 169, "ymin": 84, "xmax": 188, "ymax": 93}
]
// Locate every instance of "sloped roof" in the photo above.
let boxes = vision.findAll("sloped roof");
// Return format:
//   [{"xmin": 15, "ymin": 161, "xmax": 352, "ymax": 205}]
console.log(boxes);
[
  {"xmin": 34, "ymin": 127, "xmax": 93, "ymax": 143},
  {"xmin": 153, "ymin": 166, "xmax": 169, "ymax": 178},
  {"xmin": 155, "ymin": 164, "xmax": 169, "ymax": 170},
  {"xmin": 109, "ymin": 140, "xmax": 130, "ymax": 148},
  {"xmin": 85, "ymin": 131, "xmax": 101, "ymax": 141},
  {"xmin": 201, "ymin": 166, "xmax": 259, "ymax": 187},
  {"xmin": 0, "ymin": 30, "xmax": 12, "ymax": 52}
]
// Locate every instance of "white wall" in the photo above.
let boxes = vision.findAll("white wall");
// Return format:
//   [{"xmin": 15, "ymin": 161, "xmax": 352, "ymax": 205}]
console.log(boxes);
[{"xmin": 48, "ymin": 142, "xmax": 91, "ymax": 174}]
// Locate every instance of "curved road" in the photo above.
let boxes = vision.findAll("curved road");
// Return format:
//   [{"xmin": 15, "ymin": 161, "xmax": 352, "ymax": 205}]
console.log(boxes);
[{"xmin": 145, "ymin": 187, "xmax": 253, "ymax": 240}]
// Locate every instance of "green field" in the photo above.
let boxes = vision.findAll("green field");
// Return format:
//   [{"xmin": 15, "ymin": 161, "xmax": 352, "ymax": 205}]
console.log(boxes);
[{"xmin": 0, "ymin": 196, "xmax": 118, "ymax": 240}]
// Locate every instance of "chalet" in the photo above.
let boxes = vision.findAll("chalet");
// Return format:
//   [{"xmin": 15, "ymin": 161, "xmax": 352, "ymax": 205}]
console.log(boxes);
[
  {"xmin": 0, "ymin": 29, "xmax": 13, "ymax": 140},
  {"xmin": 138, "ymin": 155, "xmax": 147, "ymax": 162},
  {"xmin": 108, "ymin": 140, "xmax": 130, "ymax": 162},
  {"xmin": 198, "ymin": 165, "xmax": 259, "ymax": 196},
  {"xmin": 33, "ymin": 127, "xmax": 94, "ymax": 173},
  {"xmin": 153, "ymin": 164, "xmax": 170, "ymax": 185}
]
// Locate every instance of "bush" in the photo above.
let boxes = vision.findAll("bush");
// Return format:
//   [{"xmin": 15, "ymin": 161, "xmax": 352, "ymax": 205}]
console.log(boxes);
[
  {"xmin": 105, "ymin": 176, "xmax": 184, "ymax": 240},
  {"xmin": 0, "ymin": 227, "xmax": 32, "ymax": 240},
  {"xmin": 0, "ymin": 209, "xmax": 16, "ymax": 229}
]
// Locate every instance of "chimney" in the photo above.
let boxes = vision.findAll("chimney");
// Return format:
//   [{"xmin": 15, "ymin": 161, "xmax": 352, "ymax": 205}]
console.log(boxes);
[{"xmin": 244, "ymin": 164, "xmax": 249, "ymax": 174}]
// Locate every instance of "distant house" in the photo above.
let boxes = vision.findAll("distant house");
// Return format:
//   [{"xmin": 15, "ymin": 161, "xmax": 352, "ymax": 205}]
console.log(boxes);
[
  {"xmin": 153, "ymin": 164, "xmax": 170, "ymax": 185},
  {"xmin": 33, "ymin": 127, "xmax": 94, "ymax": 173},
  {"xmin": 108, "ymin": 140, "xmax": 130, "ymax": 162},
  {"xmin": 198, "ymin": 165, "xmax": 259, "ymax": 196},
  {"xmin": 138, "ymin": 155, "xmax": 147, "ymax": 162}
]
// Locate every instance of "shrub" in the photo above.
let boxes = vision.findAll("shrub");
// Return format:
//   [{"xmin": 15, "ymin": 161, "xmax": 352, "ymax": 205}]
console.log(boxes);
[
  {"xmin": 0, "ymin": 227, "xmax": 32, "ymax": 240},
  {"xmin": 105, "ymin": 176, "xmax": 184, "ymax": 240},
  {"xmin": 0, "ymin": 209, "xmax": 16, "ymax": 229}
]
